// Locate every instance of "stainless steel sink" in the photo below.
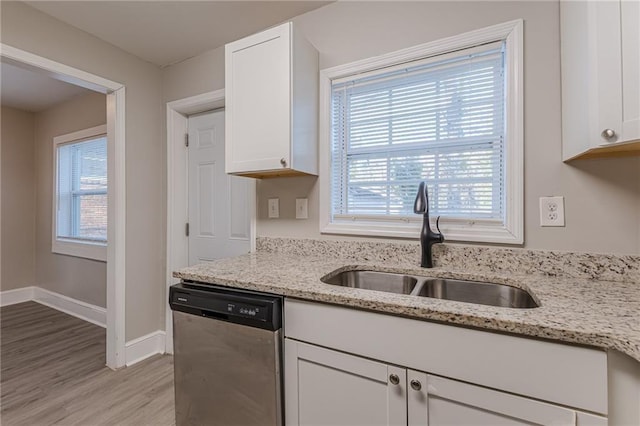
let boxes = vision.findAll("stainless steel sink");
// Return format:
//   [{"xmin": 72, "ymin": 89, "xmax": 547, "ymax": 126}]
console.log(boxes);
[
  {"xmin": 415, "ymin": 278, "xmax": 538, "ymax": 308},
  {"xmin": 322, "ymin": 270, "xmax": 418, "ymax": 295},
  {"xmin": 321, "ymin": 270, "xmax": 539, "ymax": 308}
]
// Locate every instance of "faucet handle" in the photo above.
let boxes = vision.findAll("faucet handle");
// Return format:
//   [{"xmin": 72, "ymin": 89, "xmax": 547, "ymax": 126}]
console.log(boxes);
[{"xmin": 435, "ymin": 216, "xmax": 445, "ymax": 242}]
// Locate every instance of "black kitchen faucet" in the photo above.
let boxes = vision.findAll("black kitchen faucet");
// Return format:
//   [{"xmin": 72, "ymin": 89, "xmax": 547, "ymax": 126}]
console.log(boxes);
[{"xmin": 413, "ymin": 182, "xmax": 444, "ymax": 268}]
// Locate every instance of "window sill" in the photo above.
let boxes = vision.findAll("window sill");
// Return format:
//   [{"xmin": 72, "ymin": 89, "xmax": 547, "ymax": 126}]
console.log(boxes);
[
  {"xmin": 52, "ymin": 239, "xmax": 107, "ymax": 262},
  {"xmin": 321, "ymin": 219, "xmax": 523, "ymax": 245}
]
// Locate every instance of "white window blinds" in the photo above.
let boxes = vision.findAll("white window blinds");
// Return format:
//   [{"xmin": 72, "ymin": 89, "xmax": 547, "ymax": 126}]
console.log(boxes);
[
  {"xmin": 331, "ymin": 42, "xmax": 505, "ymax": 222},
  {"xmin": 57, "ymin": 136, "xmax": 108, "ymax": 242}
]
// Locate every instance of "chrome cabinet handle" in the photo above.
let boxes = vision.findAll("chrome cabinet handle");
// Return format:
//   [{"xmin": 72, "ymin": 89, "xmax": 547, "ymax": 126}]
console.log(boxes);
[
  {"xmin": 601, "ymin": 129, "xmax": 616, "ymax": 141},
  {"xmin": 280, "ymin": 158, "xmax": 287, "ymax": 167},
  {"xmin": 410, "ymin": 379, "xmax": 422, "ymax": 391},
  {"xmin": 389, "ymin": 374, "xmax": 400, "ymax": 385}
]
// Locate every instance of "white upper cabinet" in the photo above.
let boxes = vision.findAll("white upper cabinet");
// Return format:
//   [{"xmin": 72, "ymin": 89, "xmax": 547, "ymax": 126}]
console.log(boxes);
[
  {"xmin": 561, "ymin": 0, "xmax": 640, "ymax": 161},
  {"xmin": 225, "ymin": 22, "xmax": 318, "ymax": 177}
]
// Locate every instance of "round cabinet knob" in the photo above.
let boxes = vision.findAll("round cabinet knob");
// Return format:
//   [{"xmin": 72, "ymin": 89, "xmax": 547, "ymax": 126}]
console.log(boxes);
[
  {"xmin": 601, "ymin": 129, "xmax": 616, "ymax": 141},
  {"xmin": 389, "ymin": 374, "xmax": 400, "ymax": 385},
  {"xmin": 410, "ymin": 379, "xmax": 422, "ymax": 391},
  {"xmin": 280, "ymin": 158, "xmax": 287, "ymax": 167}
]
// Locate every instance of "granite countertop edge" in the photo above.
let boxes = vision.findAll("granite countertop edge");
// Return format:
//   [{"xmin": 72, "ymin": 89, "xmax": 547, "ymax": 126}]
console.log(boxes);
[{"xmin": 173, "ymin": 252, "xmax": 640, "ymax": 363}]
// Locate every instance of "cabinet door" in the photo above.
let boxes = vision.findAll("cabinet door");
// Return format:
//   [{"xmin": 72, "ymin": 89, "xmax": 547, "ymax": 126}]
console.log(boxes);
[
  {"xmin": 584, "ymin": 0, "xmax": 639, "ymax": 145},
  {"xmin": 561, "ymin": 0, "xmax": 640, "ymax": 159},
  {"xmin": 590, "ymin": 1, "xmax": 623, "ymax": 146},
  {"xmin": 285, "ymin": 339, "xmax": 407, "ymax": 426},
  {"xmin": 225, "ymin": 23, "xmax": 291, "ymax": 174},
  {"xmin": 407, "ymin": 371, "xmax": 578, "ymax": 426},
  {"xmin": 621, "ymin": 0, "xmax": 640, "ymax": 142}
]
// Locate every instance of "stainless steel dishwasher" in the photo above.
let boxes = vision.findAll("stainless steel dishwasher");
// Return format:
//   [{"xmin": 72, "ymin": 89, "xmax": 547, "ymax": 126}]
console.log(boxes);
[{"xmin": 169, "ymin": 281, "xmax": 283, "ymax": 426}]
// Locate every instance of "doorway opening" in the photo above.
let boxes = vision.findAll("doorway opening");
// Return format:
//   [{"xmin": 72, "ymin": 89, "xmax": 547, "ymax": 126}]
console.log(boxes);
[{"xmin": 0, "ymin": 43, "xmax": 126, "ymax": 369}]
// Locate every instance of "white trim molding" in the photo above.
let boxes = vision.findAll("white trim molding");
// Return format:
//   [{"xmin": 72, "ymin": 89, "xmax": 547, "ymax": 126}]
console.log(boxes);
[
  {"xmin": 1, "ymin": 43, "xmax": 127, "ymax": 370},
  {"xmin": 106, "ymin": 87, "xmax": 127, "ymax": 369},
  {"xmin": 52, "ymin": 240, "xmax": 107, "ymax": 262},
  {"xmin": 125, "ymin": 331, "xmax": 166, "ymax": 366},
  {"xmin": 34, "ymin": 288, "xmax": 106, "ymax": 328},
  {"xmin": 318, "ymin": 20, "xmax": 524, "ymax": 245},
  {"xmin": 0, "ymin": 287, "xmax": 106, "ymax": 327},
  {"xmin": 0, "ymin": 287, "xmax": 36, "ymax": 307},
  {"xmin": 0, "ymin": 44, "xmax": 120, "ymax": 93}
]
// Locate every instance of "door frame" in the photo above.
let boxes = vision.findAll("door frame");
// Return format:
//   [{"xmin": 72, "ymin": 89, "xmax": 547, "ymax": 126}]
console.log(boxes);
[
  {"xmin": 165, "ymin": 90, "xmax": 256, "ymax": 353},
  {"xmin": 1, "ymin": 43, "xmax": 127, "ymax": 369}
]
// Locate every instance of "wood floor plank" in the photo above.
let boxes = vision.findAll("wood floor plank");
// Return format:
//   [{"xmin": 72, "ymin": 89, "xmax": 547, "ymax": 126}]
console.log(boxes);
[{"xmin": 1, "ymin": 302, "xmax": 175, "ymax": 426}]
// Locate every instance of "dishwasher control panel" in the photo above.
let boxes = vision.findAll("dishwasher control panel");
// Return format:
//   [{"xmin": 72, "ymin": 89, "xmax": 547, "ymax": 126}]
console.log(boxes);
[
  {"xmin": 169, "ymin": 281, "xmax": 282, "ymax": 330},
  {"xmin": 225, "ymin": 302, "xmax": 266, "ymax": 320}
]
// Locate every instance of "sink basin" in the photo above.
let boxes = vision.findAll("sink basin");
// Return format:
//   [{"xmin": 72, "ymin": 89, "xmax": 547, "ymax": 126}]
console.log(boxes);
[
  {"xmin": 322, "ymin": 270, "xmax": 418, "ymax": 295},
  {"xmin": 321, "ymin": 270, "xmax": 539, "ymax": 309},
  {"xmin": 415, "ymin": 278, "xmax": 538, "ymax": 309}
]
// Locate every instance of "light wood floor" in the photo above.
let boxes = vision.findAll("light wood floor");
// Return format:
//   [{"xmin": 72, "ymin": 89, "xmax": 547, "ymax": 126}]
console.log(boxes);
[{"xmin": 1, "ymin": 302, "xmax": 175, "ymax": 426}]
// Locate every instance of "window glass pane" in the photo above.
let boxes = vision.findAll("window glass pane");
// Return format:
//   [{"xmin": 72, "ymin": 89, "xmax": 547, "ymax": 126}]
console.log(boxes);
[
  {"xmin": 76, "ymin": 193, "xmax": 107, "ymax": 240},
  {"xmin": 331, "ymin": 43, "xmax": 505, "ymax": 222},
  {"xmin": 57, "ymin": 136, "xmax": 107, "ymax": 242},
  {"xmin": 74, "ymin": 138, "xmax": 107, "ymax": 192}
]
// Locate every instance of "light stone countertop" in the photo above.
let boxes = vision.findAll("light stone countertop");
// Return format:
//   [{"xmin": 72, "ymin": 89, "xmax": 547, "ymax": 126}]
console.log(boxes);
[{"xmin": 173, "ymin": 251, "xmax": 640, "ymax": 362}]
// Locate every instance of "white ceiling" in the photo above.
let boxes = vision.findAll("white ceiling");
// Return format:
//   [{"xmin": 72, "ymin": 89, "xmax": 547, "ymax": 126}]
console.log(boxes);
[
  {"xmin": 25, "ymin": 1, "xmax": 332, "ymax": 68},
  {"xmin": 1, "ymin": 60, "xmax": 94, "ymax": 112}
]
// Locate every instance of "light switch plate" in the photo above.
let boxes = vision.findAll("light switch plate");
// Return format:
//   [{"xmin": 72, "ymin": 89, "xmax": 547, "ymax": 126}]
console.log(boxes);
[
  {"xmin": 539, "ymin": 196, "xmax": 565, "ymax": 227},
  {"xmin": 268, "ymin": 198, "xmax": 279, "ymax": 218},
  {"xmin": 295, "ymin": 198, "xmax": 308, "ymax": 219}
]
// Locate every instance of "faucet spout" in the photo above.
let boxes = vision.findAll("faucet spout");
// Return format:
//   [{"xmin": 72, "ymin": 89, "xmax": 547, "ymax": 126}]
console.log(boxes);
[{"xmin": 414, "ymin": 182, "xmax": 444, "ymax": 268}]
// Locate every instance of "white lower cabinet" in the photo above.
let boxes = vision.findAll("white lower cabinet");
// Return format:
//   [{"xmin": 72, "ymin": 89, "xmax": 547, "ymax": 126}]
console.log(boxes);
[
  {"xmin": 285, "ymin": 340, "xmax": 406, "ymax": 425},
  {"xmin": 282, "ymin": 299, "xmax": 636, "ymax": 425},
  {"xmin": 407, "ymin": 370, "xmax": 579, "ymax": 426},
  {"xmin": 285, "ymin": 339, "xmax": 604, "ymax": 426}
]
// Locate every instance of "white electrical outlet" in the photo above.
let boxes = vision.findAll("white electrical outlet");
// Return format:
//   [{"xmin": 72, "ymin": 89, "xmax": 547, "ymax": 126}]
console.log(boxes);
[
  {"xmin": 268, "ymin": 198, "xmax": 279, "ymax": 218},
  {"xmin": 539, "ymin": 196, "xmax": 565, "ymax": 227},
  {"xmin": 295, "ymin": 198, "xmax": 308, "ymax": 219}
]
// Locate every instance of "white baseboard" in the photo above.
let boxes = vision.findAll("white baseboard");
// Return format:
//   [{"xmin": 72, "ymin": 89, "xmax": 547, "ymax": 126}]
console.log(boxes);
[
  {"xmin": 33, "ymin": 288, "xmax": 106, "ymax": 328},
  {"xmin": 0, "ymin": 286, "xmax": 107, "ymax": 328},
  {"xmin": 125, "ymin": 330, "xmax": 166, "ymax": 366},
  {"xmin": 0, "ymin": 286, "xmax": 36, "ymax": 307}
]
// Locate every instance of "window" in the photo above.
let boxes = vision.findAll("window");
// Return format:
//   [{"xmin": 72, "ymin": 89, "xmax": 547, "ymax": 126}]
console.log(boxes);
[
  {"xmin": 53, "ymin": 125, "xmax": 108, "ymax": 261},
  {"xmin": 320, "ymin": 21, "xmax": 523, "ymax": 243}
]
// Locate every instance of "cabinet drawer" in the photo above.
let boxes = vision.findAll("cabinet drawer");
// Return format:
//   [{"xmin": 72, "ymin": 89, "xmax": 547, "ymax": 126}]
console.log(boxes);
[{"xmin": 284, "ymin": 298, "xmax": 608, "ymax": 414}]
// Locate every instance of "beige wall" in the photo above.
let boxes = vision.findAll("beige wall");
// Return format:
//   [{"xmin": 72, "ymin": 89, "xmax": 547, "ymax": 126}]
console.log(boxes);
[
  {"xmin": 33, "ymin": 92, "xmax": 107, "ymax": 307},
  {"xmin": 2, "ymin": 1, "xmax": 165, "ymax": 339},
  {"xmin": 163, "ymin": 47, "xmax": 225, "ymax": 104},
  {"xmin": 1, "ymin": 107, "xmax": 36, "ymax": 291},
  {"xmin": 163, "ymin": 1, "xmax": 640, "ymax": 255}
]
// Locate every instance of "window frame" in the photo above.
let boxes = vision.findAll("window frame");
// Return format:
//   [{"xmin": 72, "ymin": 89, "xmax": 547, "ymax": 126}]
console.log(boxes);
[
  {"xmin": 319, "ymin": 20, "xmax": 523, "ymax": 244},
  {"xmin": 52, "ymin": 124, "xmax": 108, "ymax": 261}
]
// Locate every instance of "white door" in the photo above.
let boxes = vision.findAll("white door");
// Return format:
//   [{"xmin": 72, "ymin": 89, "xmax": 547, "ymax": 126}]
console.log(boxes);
[
  {"xmin": 187, "ymin": 110, "xmax": 253, "ymax": 265},
  {"xmin": 285, "ymin": 339, "xmax": 407, "ymax": 426},
  {"xmin": 407, "ymin": 371, "xmax": 580, "ymax": 426}
]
